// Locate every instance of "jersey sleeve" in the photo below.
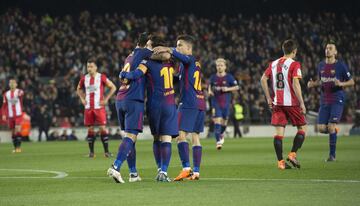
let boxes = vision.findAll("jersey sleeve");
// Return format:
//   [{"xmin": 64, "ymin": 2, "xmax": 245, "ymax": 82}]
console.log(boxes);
[
  {"xmin": 18, "ymin": 89, "xmax": 24, "ymax": 97},
  {"xmin": 101, "ymin": 74, "xmax": 109, "ymax": 85},
  {"xmin": 227, "ymin": 74, "xmax": 238, "ymax": 86},
  {"xmin": 171, "ymin": 48, "xmax": 194, "ymax": 64},
  {"xmin": 340, "ymin": 62, "xmax": 352, "ymax": 81},
  {"xmin": 78, "ymin": 76, "xmax": 85, "ymax": 89},
  {"xmin": 264, "ymin": 63, "xmax": 272, "ymax": 78},
  {"xmin": 138, "ymin": 60, "xmax": 149, "ymax": 73},
  {"xmin": 291, "ymin": 62, "xmax": 302, "ymax": 79}
]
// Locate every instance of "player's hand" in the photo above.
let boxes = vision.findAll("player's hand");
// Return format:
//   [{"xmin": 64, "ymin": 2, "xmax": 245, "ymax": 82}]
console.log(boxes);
[
  {"xmin": 214, "ymin": 86, "xmax": 221, "ymax": 91},
  {"xmin": 153, "ymin": 46, "xmax": 170, "ymax": 54},
  {"xmin": 2, "ymin": 115, "xmax": 6, "ymax": 121},
  {"xmin": 208, "ymin": 90, "xmax": 214, "ymax": 96},
  {"xmin": 119, "ymin": 71, "xmax": 127, "ymax": 79},
  {"xmin": 300, "ymin": 103, "xmax": 306, "ymax": 115},
  {"xmin": 80, "ymin": 98, "xmax": 86, "ymax": 106},
  {"xmin": 307, "ymin": 78, "xmax": 316, "ymax": 88},
  {"xmin": 221, "ymin": 87, "xmax": 229, "ymax": 92},
  {"xmin": 100, "ymin": 99, "xmax": 108, "ymax": 106},
  {"xmin": 334, "ymin": 79, "xmax": 343, "ymax": 87}
]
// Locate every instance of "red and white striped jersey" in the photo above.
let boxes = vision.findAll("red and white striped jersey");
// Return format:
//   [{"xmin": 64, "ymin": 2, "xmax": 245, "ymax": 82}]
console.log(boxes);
[
  {"xmin": 264, "ymin": 57, "xmax": 302, "ymax": 106},
  {"xmin": 78, "ymin": 73, "xmax": 109, "ymax": 110},
  {"xmin": 2, "ymin": 89, "xmax": 24, "ymax": 118}
]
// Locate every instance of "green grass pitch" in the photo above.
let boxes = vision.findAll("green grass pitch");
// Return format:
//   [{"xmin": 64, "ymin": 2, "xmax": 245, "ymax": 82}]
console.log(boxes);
[{"xmin": 1, "ymin": 136, "xmax": 360, "ymax": 206}]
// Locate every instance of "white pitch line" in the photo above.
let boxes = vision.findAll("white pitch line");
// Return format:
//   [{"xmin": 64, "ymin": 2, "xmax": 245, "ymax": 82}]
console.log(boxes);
[
  {"xmin": 0, "ymin": 169, "xmax": 68, "ymax": 179},
  {"xmin": 0, "ymin": 170, "xmax": 359, "ymax": 183}
]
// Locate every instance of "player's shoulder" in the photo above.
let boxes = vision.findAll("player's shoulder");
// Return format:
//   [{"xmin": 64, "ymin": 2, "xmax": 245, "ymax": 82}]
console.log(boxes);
[
  {"xmin": 335, "ymin": 60, "xmax": 348, "ymax": 69},
  {"xmin": 318, "ymin": 60, "xmax": 326, "ymax": 68},
  {"xmin": 226, "ymin": 73, "xmax": 235, "ymax": 78}
]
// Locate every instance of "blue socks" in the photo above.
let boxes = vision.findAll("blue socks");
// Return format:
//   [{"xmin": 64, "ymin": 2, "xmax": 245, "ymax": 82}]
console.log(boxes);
[
  {"xmin": 160, "ymin": 142, "xmax": 172, "ymax": 173},
  {"xmin": 214, "ymin": 123, "xmax": 221, "ymax": 142},
  {"xmin": 127, "ymin": 142, "xmax": 137, "ymax": 173},
  {"xmin": 177, "ymin": 142, "xmax": 190, "ymax": 168},
  {"xmin": 153, "ymin": 140, "xmax": 161, "ymax": 169},
  {"xmin": 329, "ymin": 132, "xmax": 337, "ymax": 157},
  {"xmin": 193, "ymin": 146, "xmax": 202, "ymax": 173},
  {"xmin": 113, "ymin": 137, "xmax": 133, "ymax": 171}
]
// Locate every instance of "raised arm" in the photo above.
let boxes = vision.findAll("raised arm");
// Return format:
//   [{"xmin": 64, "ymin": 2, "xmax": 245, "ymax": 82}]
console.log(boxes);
[{"xmin": 153, "ymin": 46, "xmax": 192, "ymax": 64}]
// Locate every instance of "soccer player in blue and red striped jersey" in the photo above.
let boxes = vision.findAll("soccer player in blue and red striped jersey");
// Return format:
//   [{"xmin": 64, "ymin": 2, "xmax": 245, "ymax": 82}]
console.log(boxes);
[
  {"xmin": 154, "ymin": 35, "xmax": 205, "ymax": 180},
  {"xmin": 308, "ymin": 40, "xmax": 355, "ymax": 162},
  {"xmin": 209, "ymin": 58, "xmax": 239, "ymax": 150},
  {"xmin": 115, "ymin": 35, "xmax": 176, "ymax": 182}
]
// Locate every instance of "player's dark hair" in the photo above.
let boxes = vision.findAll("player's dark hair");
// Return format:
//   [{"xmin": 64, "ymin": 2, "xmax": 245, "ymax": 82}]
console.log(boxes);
[
  {"xmin": 86, "ymin": 56, "xmax": 97, "ymax": 65},
  {"xmin": 325, "ymin": 39, "xmax": 337, "ymax": 48},
  {"xmin": 177, "ymin": 34, "xmax": 195, "ymax": 46},
  {"xmin": 282, "ymin": 39, "xmax": 298, "ymax": 55},
  {"xmin": 149, "ymin": 35, "xmax": 167, "ymax": 47},
  {"xmin": 137, "ymin": 32, "xmax": 149, "ymax": 47}
]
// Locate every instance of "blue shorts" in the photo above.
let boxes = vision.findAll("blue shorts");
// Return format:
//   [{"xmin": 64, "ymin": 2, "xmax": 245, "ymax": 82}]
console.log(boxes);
[
  {"xmin": 212, "ymin": 105, "xmax": 230, "ymax": 119},
  {"xmin": 116, "ymin": 100, "xmax": 144, "ymax": 134},
  {"xmin": 318, "ymin": 103, "xmax": 344, "ymax": 124},
  {"xmin": 147, "ymin": 103, "xmax": 178, "ymax": 137},
  {"xmin": 178, "ymin": 107, "xmax": 205, "ymax": 133}
]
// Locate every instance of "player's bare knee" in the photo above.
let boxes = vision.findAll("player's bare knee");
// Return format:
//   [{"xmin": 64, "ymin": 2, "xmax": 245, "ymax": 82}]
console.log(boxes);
[
  {"xmin": 317, "ymin": 125, "xmax": 327, "ymax": 133},
  {"xmin": 297, "ymin": 125, "xmax": 307, "ymax": 133},
  {"xmin": 87, "ymin": 126, "xmax": 94, "ymax": 133},
  {"xmin": 328, "ymin": 124, "xmax": 336, "ymax": 133},
  {"xmin": 191, "ymin": 133, "xmax": 201, "ymax": 146},
  {"xmin": 176, "ymin": 131, "xmax": 187, "ymax": 143},
  {"xmin": 126, "ymin": 133, "xmax": 137, "ymax": 142},
  {"xmin": 161, "ymin": 135, "xmax": 172, "ymax": 143}
]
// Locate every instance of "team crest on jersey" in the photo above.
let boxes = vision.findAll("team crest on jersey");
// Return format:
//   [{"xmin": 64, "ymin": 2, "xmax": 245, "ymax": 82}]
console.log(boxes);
[
  {"xmin": 9, "ymin": 98, "xmax": 19, "ymax": 105},
  {"xmin": 87, "ymin": 85, "xmax": 97, "ymax": 92}
]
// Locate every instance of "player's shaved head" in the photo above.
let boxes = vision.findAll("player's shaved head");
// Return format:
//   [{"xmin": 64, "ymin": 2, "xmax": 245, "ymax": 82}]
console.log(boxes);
[
  {"xmin": 282, "ymin": 39, "xmax": 298, "ymax": 55},
  {"xmin": 137, "ymin": 32, "xmax": 149, "ymax": 47}
]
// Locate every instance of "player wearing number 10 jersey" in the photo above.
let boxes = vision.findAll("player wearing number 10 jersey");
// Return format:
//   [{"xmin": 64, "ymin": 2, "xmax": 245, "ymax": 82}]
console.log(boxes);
[
  {"xmin": 154, "ymin": 35, "xmax": 205, "ymax": 181},
  {"xmin": 118, "ymin": 35, "xmax": 176, "ymax": 182},
  {"xmin": 261, "ymin": 39, "xmax": 307, "ymax": 170}
]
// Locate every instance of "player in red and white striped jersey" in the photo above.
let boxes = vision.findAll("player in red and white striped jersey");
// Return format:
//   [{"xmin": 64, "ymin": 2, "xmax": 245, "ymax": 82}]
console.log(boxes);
[
  {"xmin": 1, "ymin": 78, "xmax": 24, "ymax": 153},
  {"xmin": 77, "ymin": 57, "xmax": 117, "ymax": 158},
  {"xmin": 261, "ymin": 39, "xmax": 307, "ymax": 170}
]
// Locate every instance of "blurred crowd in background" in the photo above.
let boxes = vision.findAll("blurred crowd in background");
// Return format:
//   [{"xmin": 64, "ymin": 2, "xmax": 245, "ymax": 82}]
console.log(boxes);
[{"xmin": 0, "ymin": 9, "xmax": 359, "ymax": 131}]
